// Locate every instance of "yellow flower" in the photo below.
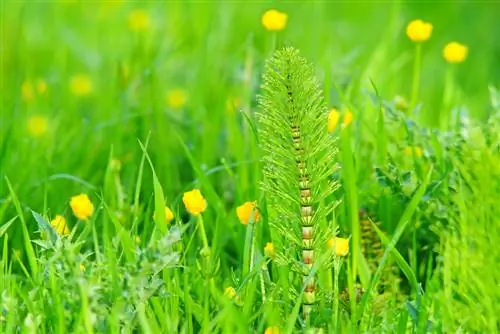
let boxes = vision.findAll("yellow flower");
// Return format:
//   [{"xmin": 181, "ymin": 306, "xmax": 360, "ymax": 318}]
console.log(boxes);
[
  {"xmin": 327, "ymin": 108, "xmax": 340, "ymax": 133},
  {"xmin": 80, "ymin": 264, "xmax": 85, "ymax": 272},
  {"xmin": 443, "ymin": 42, "xmax": 468, "ymax": 64},
  {"xmin": 224, "ymin": 286, "xmax": 237, "ymax": 299},
  {"xmin": 166, "ymin": 89, "xmax": 187, "ymax": 109},
  {"xmin": 406, "ymin": 19, "xmax": 433, "ymax": 42},
  {"xmin": 394, "ymin": 95, "xmax": 409, "ymax": 111},
  {"xmin": 22, "ymin": 78, "xmax": 48, "ymax": 102},
  {"xmin": 226, "ymin": 96, "xmax": 241, "ymax": 113},
  {"xmin": 236, "ymin": 201, "xmax": 260, "ymax": 225},
  {"xmin": 50, "ymin": 215, "xmax": 70, "ymax": 236},
  {"xmin": 27, "ymin": 115, "xmax": 49, "ymax": 137},
  {"xmin": 264, "ymin": 242, "xmax": 275, "ymax": 258},
  {"xmin": 342, "ymin": 110, "xmax": 353, "ymax": 128},
  {"xmin": 261, "ymin": 9, "xmax": 287, "ymax": 31},
  {"xmin": 182, "ymin": 189, "xmax": 207, "ymax": 216},
  {"xmin": 154, "ymin": 206, "xmax": 175, "ymax": 224},
  {"xmin": 36, "ymin": 79, "xmax": 48, "ymax": 95},
  {"xmin": 70, "ymin": 194, "xmax": 94, "ymax": 220},
  {"xmin": 404, "ymin": 146, "xmax": 423, "ymax": 158},
  {"xmin": 327, "ymin": 237, "xmax": 349, "ymax": 256},
  {"xmin": 134, "ymin": 235, "xmax": 141, "ymax": 244},
  {"xmin": 264, "ymin": 326, "xmax": 280, "ymax": 334},
  {"xmin": 70, "ymin": 74, "xmax": 93, "ymax": 96},
  {"xmin": 128, "ymin": 9, "xmax": 150, "ymax": 32}
]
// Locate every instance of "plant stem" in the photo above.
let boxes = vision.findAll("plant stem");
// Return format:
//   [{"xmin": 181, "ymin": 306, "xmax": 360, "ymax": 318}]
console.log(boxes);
[
  {"xmin": 197, "ymin": 215, "xmax": 209, "ymax": 252},
  {"xmin": 410, "ymin": 43, "xmax": 422, "ymax": 112},
  {"xmin": 333, "ymin": 258, "xmax": 342, "ymax": 334}
]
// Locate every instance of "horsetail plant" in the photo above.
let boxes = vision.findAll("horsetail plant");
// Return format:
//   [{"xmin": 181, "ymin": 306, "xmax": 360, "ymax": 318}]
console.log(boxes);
[{"xmin": 257, "ymin": 47, "xmax": 340, "ymax": 322}]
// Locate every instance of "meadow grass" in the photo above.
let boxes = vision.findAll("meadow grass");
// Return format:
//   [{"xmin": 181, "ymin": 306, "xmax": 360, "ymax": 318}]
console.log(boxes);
[{"xmin": 1, "ymin": 1, "xmax": 499, "ymax": 333}]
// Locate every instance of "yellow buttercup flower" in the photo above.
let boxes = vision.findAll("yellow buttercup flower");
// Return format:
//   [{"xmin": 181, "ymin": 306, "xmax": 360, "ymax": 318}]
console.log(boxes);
[
  {"xmin": 128, "ymin": 9, "xmax": 150, "ymax": 32},
  {"xmin": 327, "ymin": 108, "xmax": 340, "ymax": 133},
  {"xmin": 166, "ymin": 89, "xmax": 187, "ymax": 109},
  {"xmin": 342, "ymin": 110, "xmax": 353, "ymax": 128},
  {"xmin": 404, "ymin": 146, "xmax": 423, "ymax": 158},
  {"xmin": 27, "ymin": 115, "xmax": 49, "ymax": 137},
  {"xmin": 22, "ymin": 81, "xmax": 35, "ymax": 102},
  {"xmin": 264, "ymin": 326, "xmax": 280, "ymax": 334},
  {"xmin": 80, "ymin": 264, "xmax": 85, "ymax": 272},
  {"xmin": 261, "ymin": 9, "xmax": 287, "ymax": 31},
  {"xmin": 182, "ymin": 189, "xmax": 207, "ymax": 216},
  {"xmin": 327, "ymin": 237, "xmax": 349, "ymax": 256},
  {"xmin": 70, "ymin": 194, "xmax": 94, "ymax": 220},
  {"xmin": 70, "ymin": 74, "xmax": 93, "ymax": 96},
  {"xmin": 224, "ymin": 286, "xmax": 237, "ymax": 299},
  {"xmin": 406, "ymin": 19, "xmax": 433, "ymax": 42},
  {"xmin": 264, "ymin": 242, "xmax": 275, "ymax": 258},
  {"xmin": 443, "ymin": 42, "xmax": 468, "ymax": 64},
  {"xmin": 154, "ymin": 206, "xmax": 175, "ymax": 224},
  {"xmin": 236, "ymin": 201, "xmax": 260, "ymax": 225},
  {"xmin": 50, "ymin": 215, "xmax": 70, "ymax": 236}
]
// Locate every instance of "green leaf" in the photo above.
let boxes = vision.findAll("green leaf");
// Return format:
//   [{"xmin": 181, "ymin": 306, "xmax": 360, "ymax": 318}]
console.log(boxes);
[
  {"xmin": 31, "ymin": 210, "xmax": 57, "ymax": 243},
  {"xmin": 5, "ymin": 176, "xmax": 38, "ymax": 278},
  {"xmin": 0, "ymin": 215, "xmax": 16, "ymax": 238}
]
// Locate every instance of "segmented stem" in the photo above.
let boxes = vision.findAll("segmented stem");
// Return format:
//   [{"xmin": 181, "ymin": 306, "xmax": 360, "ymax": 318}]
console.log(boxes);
[{"xmin": 292, "ymin": 124, "xmax": 315, "ymax": 319}]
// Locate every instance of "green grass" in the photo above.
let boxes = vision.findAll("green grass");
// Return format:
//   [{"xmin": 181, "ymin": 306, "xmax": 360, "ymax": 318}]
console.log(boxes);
[{"xmin": 1, "ymin": 1, "xmax": 500, "ymax": 333}]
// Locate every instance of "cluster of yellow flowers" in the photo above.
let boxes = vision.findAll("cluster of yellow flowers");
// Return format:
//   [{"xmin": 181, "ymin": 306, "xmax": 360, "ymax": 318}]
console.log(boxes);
[
  {"xmin": 406, "ymin": 19, "xmax": 468, "ymax": 64},
  {"xmin": 22, "ymin": 79, "xmax": 47, "ymax": 102},
  {"xmin": 328, "ymin": 108, "xmax": 353, "ymax": 133},
  {"xmin": 50, "ymin": 193, "xmax": 94, "ymax": 237}
]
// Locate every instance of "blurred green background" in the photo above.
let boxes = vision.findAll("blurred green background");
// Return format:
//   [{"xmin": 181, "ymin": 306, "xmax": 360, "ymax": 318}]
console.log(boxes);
[{"xmin": 1, "ymin": 0, "xmax": 499, "ymax": 235}]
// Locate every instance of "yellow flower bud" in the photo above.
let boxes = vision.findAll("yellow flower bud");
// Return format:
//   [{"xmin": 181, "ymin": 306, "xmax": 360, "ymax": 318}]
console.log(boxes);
[
  {"xmin": 27, "ymin": 115, "xmax": 49, "ymax": 137},
  {"xmin": 264, "ymin": 326, "xmax": 280, "ymax": 334},
  {"xmin": 327, "ymin": 237, "xmax": 349, "ymax": 256},
  {"xmin": 224, "ymin": 286, "xmax": 237, "ymax": 299},
  {"xmin": 166, "ymin": 89, "xmax": 187, "ymax": 109},
  {"xmin": 128, "ymin": 9, "xmax": 150, "ymax": 32},
  {"xmin": 264, "ymin": 242, "xmax": 275, "ymax": 259},
  {"xmin": 327, "ymin": 108, "xmax": 340, "ymax": 133}
]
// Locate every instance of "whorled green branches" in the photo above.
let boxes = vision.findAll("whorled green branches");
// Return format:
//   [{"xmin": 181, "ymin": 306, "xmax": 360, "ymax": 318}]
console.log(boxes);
[{"xmin": 257, "ymin": 47, "xmax": 339, "ymax": 321}]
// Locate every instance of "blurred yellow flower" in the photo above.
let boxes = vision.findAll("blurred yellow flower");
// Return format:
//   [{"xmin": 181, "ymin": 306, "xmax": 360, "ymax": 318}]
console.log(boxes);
[
  {"xmin": 236, "ymin": 201, "xmax": 260, "ymax": 225},
  {"xmin": 134, "ymin": 235, "xmax": 141, "ymax": 244},
  {"xmin": 404, "ymin": 146, "xmax": 423, "ymax": 158},
  {"xmin": 342, "ymin": 110, "xmax": 353, "ymax": 128},
  {"xmin": 166, "ymin": 89, "xmax": 187, "ymax": 109},
  {"xmin": 70, "ymin": 74, "xmax": 93, "ymax": 96},
  {"xmin": 443, "ymin": 42, "xmax": 468, "ymax": 64},
  {"xmin": 50, "ymin": 215, "xmax": 70, "ymax": 236},
  {"xmin": 27, "ymin": 115, "xmax": 49, "ymax": 137},
  {"xmin": 327, "ymin": 108, "xmax": 340, "ymax": 133},
  {"xmin": 224, "ymin": 286, "xmax": 236, "ymax": 299},
  {"xmin": 226, "ymin": 96, "xmax": 241, "ymax": 113},
  {"xmin": 264, "ymin": 242, "xmax": 276, "ymax": 258},
  {"xmin": 22, "ymin": 79, "xmax": 47, "ymax": 102},
  {"xmin": 261, "ymin": 9, "xmax": 287, "ymax": 31},
  {"xmin": 264, "ymin": 326, "xmax": 280, "ymax": 334},
  {"xmin": 327, "ymin": 237, "xmax": 349, "ymax": 256},
  {"xmin": 70, "ymin": 194, "xmax": 94, "ymax": 221},
  {"xmin": 80, "ymin": 264, "xmax": 85, "ymax": 272},
  {"xmin": 394, "ymin": 95, "xmax": 409, "ymax": 111},
  {"xmin": 128, "ymin": 9, "xmax": 150, "ymax": 32},
  {"xmin": 406, "ymin": 19, "xmax": 433, "ymax": 42},
  {"xmin": 182, "ymin": 189, "xmax": 207, "ymax": 216},
  {"xmin": 154, "ymin": 206, "xmax": 175, "ymax": 224}
]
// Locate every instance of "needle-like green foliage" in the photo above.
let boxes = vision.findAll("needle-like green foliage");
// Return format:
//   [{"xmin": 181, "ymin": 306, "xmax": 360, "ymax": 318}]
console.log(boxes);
[{"xmin": 257, "ymin": 47, "xmax": 339, "ymax": 320}]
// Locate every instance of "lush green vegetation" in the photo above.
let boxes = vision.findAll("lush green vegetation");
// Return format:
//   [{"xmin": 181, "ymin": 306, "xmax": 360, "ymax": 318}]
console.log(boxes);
[{"xmin": 1, "ymin": 1, "xmax": 499, "ymax": 333}]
